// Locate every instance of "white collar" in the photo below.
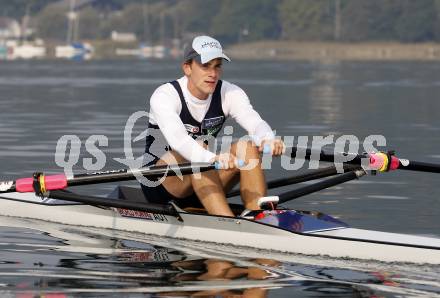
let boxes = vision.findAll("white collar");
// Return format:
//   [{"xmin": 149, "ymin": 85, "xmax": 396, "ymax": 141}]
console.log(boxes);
[{"xmin": 178, "ymin": 76, "xmax": 212, "ymax": 105}]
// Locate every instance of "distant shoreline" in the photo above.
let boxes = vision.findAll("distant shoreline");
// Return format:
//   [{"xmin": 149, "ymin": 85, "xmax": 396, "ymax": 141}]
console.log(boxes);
[
  {"xmin": 6, "ymin": 40, "xmax": 440, "ymax": 61},
  {"xmin": 226, "ymin": 41, "xmax": 440, "ymax": 61}
]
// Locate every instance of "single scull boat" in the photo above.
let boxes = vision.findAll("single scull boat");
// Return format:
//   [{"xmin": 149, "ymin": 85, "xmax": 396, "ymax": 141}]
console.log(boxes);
[{"xmin": 0, "ymin": 147, "xmax": 439, "ymax": 264}]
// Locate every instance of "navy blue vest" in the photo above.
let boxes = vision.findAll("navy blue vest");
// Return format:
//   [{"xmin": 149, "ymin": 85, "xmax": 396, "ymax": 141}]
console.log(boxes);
[{"xmin": 144, "ymin": 80, "xmax": 226, "ymax": 164}]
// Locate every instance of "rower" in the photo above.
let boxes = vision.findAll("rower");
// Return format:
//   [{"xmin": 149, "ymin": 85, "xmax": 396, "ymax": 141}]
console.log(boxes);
[{"xmin": 141, "ymin": 35, "xmax": 284, "ymax": 217}]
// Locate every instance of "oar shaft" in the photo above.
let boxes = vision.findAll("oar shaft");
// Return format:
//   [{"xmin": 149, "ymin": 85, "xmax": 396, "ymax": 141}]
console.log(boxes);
[
  {"xmin": 67, "ymin": 162, "xmax": 214, "ymax": 186},
  {"xmin": 278, "ymin": 168, "xmax": 366, "ymax": 204},
  {"xmin": 289, "ymin": 146, "xmax": 440, "ymax": 174},
  {"xmin": 266, "ymin": 164, "xmax": 361, "ymax": 189},
  {"xmin": 290, "ymin": 146, "xmax": 364, "ymax": 164},
  {"xmin": 226, "ymin": 164, "xmax": 360, "ymax": 197},
  {"xmin": 397, "ymin": 160, "xmax": 440, "ymax": 173},
  {"xmin": 0, "ymin": 162, "xmax": 215, "ymax": 194},
  {"xmin": 49, "ymin": 190, "xmax": 179, "ymax": 216}
]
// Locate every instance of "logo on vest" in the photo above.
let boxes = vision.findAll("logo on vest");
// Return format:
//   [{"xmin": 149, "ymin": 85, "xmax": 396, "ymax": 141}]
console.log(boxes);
[
  {"xmin": 202, "ymin": 116, "xmax": 224, "ymax": 129},
  {"xmin": 184, "ymin": 124, "xmax": 200, "ymax": 134},
  {"xmin": 202, "ymin": 116, "xmax": 224, "ymax": 136}
]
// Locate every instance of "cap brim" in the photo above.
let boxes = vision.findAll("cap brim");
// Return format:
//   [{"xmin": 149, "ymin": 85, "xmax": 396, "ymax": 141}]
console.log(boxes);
[{"xmin": 200, "ymin": 52, "xmax": 231, "ymax": 64}]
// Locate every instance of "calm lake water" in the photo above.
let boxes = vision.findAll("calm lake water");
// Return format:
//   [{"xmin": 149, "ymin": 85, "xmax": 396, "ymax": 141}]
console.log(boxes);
[{"xmin": 0, "ymin": 59, "xmax": 439, "ymax": 296}]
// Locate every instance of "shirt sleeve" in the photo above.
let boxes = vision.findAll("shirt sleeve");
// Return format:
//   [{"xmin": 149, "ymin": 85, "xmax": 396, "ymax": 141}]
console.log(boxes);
[
  {"xmin": 149, "ymin": 85, "xmax": 216, "ymax": 163},
  {"xmin": 223, "ymin": 82, "xmax": 275, "ymax": 145}
]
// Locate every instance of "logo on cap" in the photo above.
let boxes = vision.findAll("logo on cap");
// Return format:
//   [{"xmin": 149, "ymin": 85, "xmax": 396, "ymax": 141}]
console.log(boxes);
[
  {"xmin": 184, "ymin": 35, "xmax": 231, "ymax": 64},
  {"xmin": 201, "ymin": 41, "xmax": 222, "ymax": 50}
]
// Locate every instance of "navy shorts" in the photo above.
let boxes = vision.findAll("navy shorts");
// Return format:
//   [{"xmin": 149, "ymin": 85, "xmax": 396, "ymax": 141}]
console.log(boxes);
[{"xmin": 141, "ymin": 183, "xmax": 203, "ymax": 209}]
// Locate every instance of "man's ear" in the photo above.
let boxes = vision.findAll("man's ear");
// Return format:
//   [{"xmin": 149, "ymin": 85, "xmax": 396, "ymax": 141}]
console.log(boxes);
[{"xmin": 182, "ymin": 62, "xmax": 192, "ymax": 76}]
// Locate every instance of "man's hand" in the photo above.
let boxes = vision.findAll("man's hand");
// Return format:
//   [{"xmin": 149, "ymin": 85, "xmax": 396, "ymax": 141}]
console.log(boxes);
[
  {"xmin": 259, "ymin": 139, "xmax": 285, "ymax": 156},
  {"xmin": 211, "ymin": 153, "xmax": 242, "ymax": 170}
]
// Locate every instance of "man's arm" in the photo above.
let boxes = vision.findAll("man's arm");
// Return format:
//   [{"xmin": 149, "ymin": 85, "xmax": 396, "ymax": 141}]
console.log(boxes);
[
  {"xmin": 223, "ymin": 83, "xmax": 275, "ymax": 144},
  {"xmin": 223, "ymin": 82, "xmax": 284, "ymax": 155},
  {"xmin": 150, "ymin": 86, "xmax": 216, "ymax": 163}
]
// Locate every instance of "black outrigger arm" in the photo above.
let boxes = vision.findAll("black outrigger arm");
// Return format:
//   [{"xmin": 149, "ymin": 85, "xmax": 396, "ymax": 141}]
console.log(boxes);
[{"xmin": 278, "ymin": 168, "xmax": 366, "ymax": 204}]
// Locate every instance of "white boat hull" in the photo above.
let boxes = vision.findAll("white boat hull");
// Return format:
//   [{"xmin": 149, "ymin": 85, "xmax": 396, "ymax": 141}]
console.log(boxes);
[{"xmin": 0, "ymin": 192, "xmax": 439, "ymax": 264}]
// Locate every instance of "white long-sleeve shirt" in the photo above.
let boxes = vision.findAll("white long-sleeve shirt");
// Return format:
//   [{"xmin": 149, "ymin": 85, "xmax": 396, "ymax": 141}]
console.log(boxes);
[{"xmin": 148, "ymin": 76, "xmax": 274, "ymax": 162}]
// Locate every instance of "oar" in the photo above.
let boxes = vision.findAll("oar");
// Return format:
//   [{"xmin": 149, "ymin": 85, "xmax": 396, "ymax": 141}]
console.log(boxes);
[
  {"xmin": 0, "ymin": 162, "xmax": 216, "ymax": 194},
  {"xmin": 226, "ymin": 164, "xmax": 360, "ymax": 198},
  {"xmin": 278, "ymin": 168, "xmax": 366, "ymax": 204},
  {"xmin": 48, "ymin": 190, "xmax": 179, "ymax": 216},
  {"xmin": 289, "ymin": 146, "xmax": 440, "ymax": 174}
]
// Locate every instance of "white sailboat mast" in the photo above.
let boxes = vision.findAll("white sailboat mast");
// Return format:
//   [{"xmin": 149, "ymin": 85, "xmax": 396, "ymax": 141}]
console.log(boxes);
[{"xmin": 66, "ymin": 0, "xmax": 78, "ymax": 44}]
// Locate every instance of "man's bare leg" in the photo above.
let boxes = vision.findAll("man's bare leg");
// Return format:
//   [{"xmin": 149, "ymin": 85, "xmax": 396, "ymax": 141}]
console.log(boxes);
[
  {"xmin": 156, "ymin": 151, "xmax": 193, "ymax": 198},
  {"xmin": 156, "ymin": 140, "xmax": 265, "ymax": 216},
  {"xmin": 190, "ymin": 168, "xmax": 235, "ymax": 216},
  {"xmin": 157, "ymin": 150, "xmax": 235, "ymax": 217},
  {"xmin": 230, "ymin": 140, "xmax": 266, "ymax": 210}
]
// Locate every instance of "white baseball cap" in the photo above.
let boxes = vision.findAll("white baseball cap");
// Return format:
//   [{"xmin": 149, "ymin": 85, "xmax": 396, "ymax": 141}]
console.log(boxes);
[{"xmin": 183, "ymin": 35, "xmax": 231, "ymax": 64}]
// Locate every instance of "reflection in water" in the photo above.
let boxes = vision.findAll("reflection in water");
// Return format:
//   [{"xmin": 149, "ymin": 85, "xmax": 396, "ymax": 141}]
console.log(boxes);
[
  {"xmin": 309, "ymin": 60, "xmax": 343, "ymax": 126},
  {"xmin": 162, "ymin": 258, "xmax": 280, "ymax": 298},
  {"xmin": 0, "ymin": 218, "xmax": 438, "ymax": 297}
]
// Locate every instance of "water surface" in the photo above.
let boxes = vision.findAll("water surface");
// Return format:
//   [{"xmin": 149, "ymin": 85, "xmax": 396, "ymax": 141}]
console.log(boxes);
[{"xmin": 0, "ymin": 59, "xmax": 439, "ymax": 296}]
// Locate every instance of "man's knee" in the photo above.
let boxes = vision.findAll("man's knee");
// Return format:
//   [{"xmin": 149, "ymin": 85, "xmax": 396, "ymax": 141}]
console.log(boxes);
[
  {"xmin": 157, "ymin": 150, "xmax": 187, "ymax": 166},
  {"xmin": 232, "ymin": 140, "xmax": 259, "ymax": 158},
  {"xmin": 195, "ymin": 139, "xmax": 210, "ymax": 150}
]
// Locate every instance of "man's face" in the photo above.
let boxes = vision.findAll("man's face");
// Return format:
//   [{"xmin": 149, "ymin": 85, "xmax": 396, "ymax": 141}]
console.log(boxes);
[{"xmin": 183, "ymin": 58, "xmax": 223, "ymax": 99}]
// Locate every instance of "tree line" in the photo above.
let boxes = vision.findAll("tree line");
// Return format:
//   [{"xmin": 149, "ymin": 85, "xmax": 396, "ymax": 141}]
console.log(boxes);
[{"xmin": 3, "ymin": 0, "xmax": 440, "ymax": 44}]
